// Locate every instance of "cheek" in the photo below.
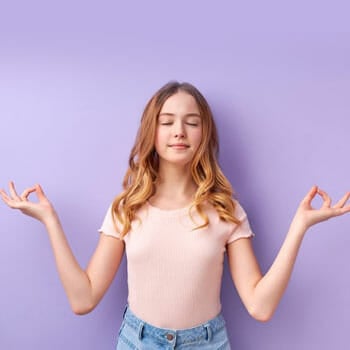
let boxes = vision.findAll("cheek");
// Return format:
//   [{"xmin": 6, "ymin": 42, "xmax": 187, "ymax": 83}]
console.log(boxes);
[
  {"xmin": 193, "ymin": 130, "xmax": 203, "ymax": 148},
  {"xmin": 154, "ymin": 128, "xmax": 166, "ymax": 150}
]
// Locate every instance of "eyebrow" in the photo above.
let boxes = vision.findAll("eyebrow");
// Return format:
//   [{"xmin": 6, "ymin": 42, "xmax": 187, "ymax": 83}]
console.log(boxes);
[{"xmin": 158, "ymin": 113, "xmax": 201, "ymax": 117}]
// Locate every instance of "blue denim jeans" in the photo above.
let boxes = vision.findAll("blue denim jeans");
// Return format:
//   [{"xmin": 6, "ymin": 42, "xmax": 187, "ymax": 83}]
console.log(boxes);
[{"xmin": 116, "ymin": 305, "xmax": 231, "ymax": 349}]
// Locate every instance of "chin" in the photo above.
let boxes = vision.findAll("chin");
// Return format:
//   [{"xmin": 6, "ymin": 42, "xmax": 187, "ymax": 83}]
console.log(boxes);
[{"xmin": 159, "ymin": 157, "xmax": 193, "ymax": 167}]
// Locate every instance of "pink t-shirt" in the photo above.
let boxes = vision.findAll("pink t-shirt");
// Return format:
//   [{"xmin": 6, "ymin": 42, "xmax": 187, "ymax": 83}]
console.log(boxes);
[{"xmin": 98, "ymin": 200, "xmax": 254, "ymax": 329}]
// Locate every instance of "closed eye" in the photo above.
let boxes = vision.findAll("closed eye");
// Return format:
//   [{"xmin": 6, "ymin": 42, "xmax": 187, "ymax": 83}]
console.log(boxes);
[{"xmin": 159, "ymin": 121, "xmax": 200, "ymax": 126}]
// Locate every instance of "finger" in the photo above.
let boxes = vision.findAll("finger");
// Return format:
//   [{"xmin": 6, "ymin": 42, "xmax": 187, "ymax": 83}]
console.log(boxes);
[
  {"xmin": 0, "ymin": 189, "xmax": 11, "ymax": 203},
  {"xmin": 35, "ymin": 184, "xmax": 47, "ymax": 201},
  {"xmin": 8, "ymin": 181, "xmax": 21, "ymax": 201},
  {"xmin": 333, "ymin": 192, "xmax": 350, "ymax": 209},
  {"xmin": 0, "ymin": 189, "xmax": 24, "ymax": 208},
  {"xmin": 341, "ymin": 204, "xmax": 350, "ymax": 214},
  {"xmin": 332, "ymin": 203, "xmax": 350, "ymax": 217},
  {"xmin": 317, "ymin": 188, "xmax": 332, "ymax": 208},
  {"xmin": 0, "ymin": 188, "xmax": 8, "ymax": 196},
  {"xmin": 301, "ymin": 185, "xmax": 318, "ymax": 206},
  {"xmin": 20, "ymin": 187, "xmax": 37, "ymax": 201}
]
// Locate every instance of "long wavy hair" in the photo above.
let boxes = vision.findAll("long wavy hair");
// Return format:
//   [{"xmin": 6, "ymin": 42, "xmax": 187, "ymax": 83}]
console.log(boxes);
[{"xmin": 112, "ymin": 81, "xmax": 240, "ymax": 237}]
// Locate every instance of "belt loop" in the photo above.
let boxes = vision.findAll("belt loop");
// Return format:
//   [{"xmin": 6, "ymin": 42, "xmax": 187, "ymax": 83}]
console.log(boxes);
[
  {"xmin": 138, "ymin": 322, "xmax": 144, "ymax": 340},
  {"xmin": 204, "ymin": 324, "xmax": 212, "ymax": 342}
]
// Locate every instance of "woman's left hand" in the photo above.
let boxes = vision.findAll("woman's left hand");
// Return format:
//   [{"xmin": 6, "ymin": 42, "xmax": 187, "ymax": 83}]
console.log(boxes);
[{"xmin": 291, "ymin": 186, "xmax": 350, "ymax": 232}]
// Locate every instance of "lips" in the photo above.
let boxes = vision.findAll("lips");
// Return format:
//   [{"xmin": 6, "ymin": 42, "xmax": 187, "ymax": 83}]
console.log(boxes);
[{"xmin": 169, "ymin": 143, "xmax": 190, "ymax": 148}]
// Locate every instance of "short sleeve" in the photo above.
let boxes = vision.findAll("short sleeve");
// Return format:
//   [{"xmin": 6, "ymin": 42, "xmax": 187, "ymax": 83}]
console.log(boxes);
[
  {"xmin": 226, "ymin": 201, "xmax": 254, "ymax": 244},
  {"xmin": 98, "ymin": 205, "xmax": 122, "ymax": 240}
]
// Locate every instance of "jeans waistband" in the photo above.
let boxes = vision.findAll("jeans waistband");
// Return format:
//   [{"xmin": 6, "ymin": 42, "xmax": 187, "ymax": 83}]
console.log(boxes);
[{"xmin": 122, "ymin": 305, "xmax": 226, "ymax": 345}]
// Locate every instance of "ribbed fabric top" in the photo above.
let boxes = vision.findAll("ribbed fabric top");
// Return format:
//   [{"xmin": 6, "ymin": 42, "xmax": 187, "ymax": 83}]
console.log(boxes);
[{"xmin": 98, "ymin": 200, "xmax": 254, "ymax": 329}]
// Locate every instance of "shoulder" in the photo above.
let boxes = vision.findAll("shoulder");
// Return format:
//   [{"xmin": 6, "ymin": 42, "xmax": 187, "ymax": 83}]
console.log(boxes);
[
  {"xmin": 227, "ymin": 199, "xmax": 255, "ymax": 244},
  {"xmin": 201, "ymin": 198, "xmax": 248, "ymax": 221}
]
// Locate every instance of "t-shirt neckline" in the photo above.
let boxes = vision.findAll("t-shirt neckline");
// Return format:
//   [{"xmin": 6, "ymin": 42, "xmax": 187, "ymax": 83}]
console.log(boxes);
[{"xmin": 146, "ymin": 200, "xmax": 192, "ymax": 216}]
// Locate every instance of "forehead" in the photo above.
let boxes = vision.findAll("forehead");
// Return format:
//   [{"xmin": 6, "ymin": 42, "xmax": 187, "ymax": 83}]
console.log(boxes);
[{"xmin": 160, "ymin": 92, "xmax": 200, "ymax": 114}]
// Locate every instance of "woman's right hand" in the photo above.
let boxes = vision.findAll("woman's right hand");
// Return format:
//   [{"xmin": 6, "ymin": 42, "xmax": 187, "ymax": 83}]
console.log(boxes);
[{"xmin": 0, "ymin": 181, "xmax": 56, "ymax": 224}]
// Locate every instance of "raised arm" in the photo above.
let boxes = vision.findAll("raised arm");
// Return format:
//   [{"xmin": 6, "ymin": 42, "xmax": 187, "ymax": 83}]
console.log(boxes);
[
  {"xmin": 227, "ymin": 186, "xmax": 350, "ymax": 322},
  {"xmin": 0, "ymin": 181, "xmax": 125, "ymax": 315}
]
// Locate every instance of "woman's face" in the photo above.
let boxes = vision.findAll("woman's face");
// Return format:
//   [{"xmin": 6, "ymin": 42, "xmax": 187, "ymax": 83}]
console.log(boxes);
[{"xmin": 155, "ymin": 91, "xmax": 203, "ymax": 167}]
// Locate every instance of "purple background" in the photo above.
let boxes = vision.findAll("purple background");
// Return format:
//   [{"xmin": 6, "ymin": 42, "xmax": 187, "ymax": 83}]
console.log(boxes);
[{"xmin": 1, "ymin": 1, "xmax": 349, "ymax": 349}]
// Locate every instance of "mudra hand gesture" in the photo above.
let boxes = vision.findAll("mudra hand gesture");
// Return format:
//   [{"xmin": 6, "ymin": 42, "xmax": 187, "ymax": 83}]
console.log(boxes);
[
  {"xmin": 0, "ymin": 181, "xmax": 56, "ymax": 224},
  {"xmin": 290, "ymin": 186, "xmax": 350, "ymax": 233}
]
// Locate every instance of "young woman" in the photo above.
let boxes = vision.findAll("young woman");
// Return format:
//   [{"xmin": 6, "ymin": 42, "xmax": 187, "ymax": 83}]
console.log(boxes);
[{"xmin": 1, "ymin": 81, "xmax": 350, "ymax": 349}]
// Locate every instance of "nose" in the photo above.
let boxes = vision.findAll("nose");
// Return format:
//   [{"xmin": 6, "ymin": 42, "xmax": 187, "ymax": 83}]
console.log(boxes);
[{"xmin": 174, "ymin": 121, "xmax": 185, "ymax": 138}]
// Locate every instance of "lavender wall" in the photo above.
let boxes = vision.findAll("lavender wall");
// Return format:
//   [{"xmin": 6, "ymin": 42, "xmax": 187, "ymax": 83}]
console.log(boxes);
[{"xmin": 1, "ymin": 1, "xmax": 349, "ymax": 349}]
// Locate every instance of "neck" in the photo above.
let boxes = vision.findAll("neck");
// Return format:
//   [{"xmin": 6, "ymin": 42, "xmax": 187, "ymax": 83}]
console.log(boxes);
[{"xmin": 151, "ymin": 162, "xmax": 197, "ymax": 205}]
